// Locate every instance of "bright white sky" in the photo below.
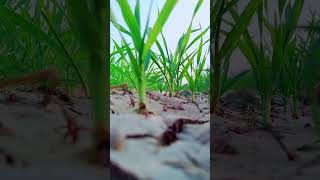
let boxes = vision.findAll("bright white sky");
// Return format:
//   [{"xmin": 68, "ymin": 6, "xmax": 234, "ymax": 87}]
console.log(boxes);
[{"xmin": 110, "ymin": 0, "xmax": 210, "ymax": 54}]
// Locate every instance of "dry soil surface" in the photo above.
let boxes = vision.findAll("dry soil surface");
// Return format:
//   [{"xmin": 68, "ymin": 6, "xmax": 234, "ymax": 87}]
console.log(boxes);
[
  {"xmin": 212, "ymin": 91, "xmax": 320, "ymax": 180},
  {"xmin": 110, "ymin": 89, "xmax": 210, "ymax": 180},
  {"xmin": 0, "ymin": 90, "xmax": 106, "ymax": 180}
]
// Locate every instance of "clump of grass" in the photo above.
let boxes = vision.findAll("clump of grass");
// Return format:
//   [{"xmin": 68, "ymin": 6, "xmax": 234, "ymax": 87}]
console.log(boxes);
[
  {"xmin": 110, "ymin": 0, "xmax": 210, "ymax": 103},
  {"xmin": 238, "ymin": 0, "xmax": 304, "ymax": 126},
  {"xmin": 301, "ymin": 17, "xmax": 320, "ymax": 139},
  {"xmin": 151, "ymin": 0, "xmax": 208, "ymax": 98},
  {"xmin": 184, "ymin": 36, "xmax": 209, "ymax": 101},
  {"xmin": 0, "ymin": 0, "xmax": 109, "ymax": 164},
  {"xmin": 111, "ymin": 0, "xmax": 178, "ymax": 114},
  {"xmin": 211, "ymin": 0, "xmax": 263, "ymax": 113},
  {"xmin": 111, "ymin": 41, "xmax": 137, "ymax": 88}
]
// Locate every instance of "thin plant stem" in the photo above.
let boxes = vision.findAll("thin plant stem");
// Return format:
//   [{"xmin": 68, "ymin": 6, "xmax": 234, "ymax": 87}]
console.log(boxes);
[
  {"xmin": 211, "ymin": 0, "xmax": 225, "ymax": 113},
  {"xmin": 263, "ymin": 94, "xmax": 272, "ymax": 127},
  {"xmin": 137, "ymin": 71, "xmax": 147, "ymax": 111}
]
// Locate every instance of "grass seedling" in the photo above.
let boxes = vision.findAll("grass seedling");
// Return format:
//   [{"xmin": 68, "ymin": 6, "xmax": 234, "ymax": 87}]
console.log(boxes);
[
  {"xmin": 211, "ymin": 0, "xmax": 263, "ymax": 113},
  {"xmin": 151, "ymin": 0, "xmax": 209, "ymax": 97},
  {"xmin": 111, "ymin": 41, "xmax": 137, "ymax": 88},
  {"xmin": 184, "ymin": 37, "xmax": 209, "ymax": 101},
  {"xmin": 301, "ymin": 24, "xmax": 320, "ymax": 139},
  {"xmin": 279, "ymin": 12, "xmax": 320, "ymax": 117},
  {"xmin": 1, "ymin": 1, "xmax": 110, "ymax": 162},
  {"xmin": 111, "ymin": 0, "xmax": 177, "ymax": 114},
  {"xmin": 66, "ymin": 0, "xmax": 108, "ymax": 164},
  {"xmin": 237, "ymin": 0, "xmax": 304, "ymax": 126},
  {"xmin": 152, "ymin": 29, "xmax": 209, "ymax": 97}
]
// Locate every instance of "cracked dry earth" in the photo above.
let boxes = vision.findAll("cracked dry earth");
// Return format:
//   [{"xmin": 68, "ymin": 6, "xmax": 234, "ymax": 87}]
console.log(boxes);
[
  {"xmin": 110, "ymin": 90, "xmax": 210, "ymax": 180},
  {"xmin": 0, "ymin": 90, "xmax": 106, "ymax": 180},
  {"xmin": 212, "ymin": 90, "xmax": 320, "ymax": 180}
]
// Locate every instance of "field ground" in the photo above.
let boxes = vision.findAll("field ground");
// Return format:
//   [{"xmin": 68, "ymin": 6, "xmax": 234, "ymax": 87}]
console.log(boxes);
[
  {"xmin": 110, "ymin": 89, "xmax": 210, "ymax": 180},
  {"xmin": 213, "ymin": 91, "xmax": 320, "ymax": 180},
  {"xmin": 0, "ymin": 88, "xmax": 210, "ymax": 180},
  {"xmin": 0, "ymin": 90, "xmax": 105, "ymax": 180}
]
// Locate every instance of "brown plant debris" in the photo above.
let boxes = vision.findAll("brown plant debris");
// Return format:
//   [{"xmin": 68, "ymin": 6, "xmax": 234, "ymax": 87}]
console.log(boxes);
[
  {"xmin": 54, "ymin": 106, "xmax": 88, "ymax": 144},
  {"xmin": 161, "ymin": 102, "xmax": 185, "ymax": 111},
  {"xmin": 160, "ymin": 118, "xmax": 208, "ymax": 146}
]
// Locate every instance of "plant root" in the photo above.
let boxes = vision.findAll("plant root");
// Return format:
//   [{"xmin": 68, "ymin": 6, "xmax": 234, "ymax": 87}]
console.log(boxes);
[{"xmin": 137, "ymin": 103, "xmax": 153, "ymax": 116}]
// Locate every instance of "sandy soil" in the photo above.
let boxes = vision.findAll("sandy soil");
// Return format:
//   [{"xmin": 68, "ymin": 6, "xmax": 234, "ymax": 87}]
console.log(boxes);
[
  {"xmin": 0, "ymin": 90, "xmax": 106, "ymax": 180},
  {"xmin": 212, "ymin": 91, "xmax": 320, "ymax": 180},
  {"xmin": 110, "ymin": 89, "xmax": 210, "ymax": 180},
  {"xmin": 5, "ymin": 88, "xmax": 318, "ymax": 180},
  {"xmin": 0, "ymin": 88, "xmax": 209, "ymax": 180}
]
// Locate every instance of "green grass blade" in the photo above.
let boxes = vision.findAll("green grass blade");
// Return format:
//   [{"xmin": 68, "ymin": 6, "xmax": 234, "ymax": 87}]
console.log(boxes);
[
  {"xmin": 185, "ymin": 26, "xmax": 209, "ymax": 52},
  {"xmin": 134, "ymin": 0, "xmax": 141, "ymax": 29},
  {"xmin": 116, "ymin": 0, "xmax": 142, "ymax": 50},
  {"xmin": 41, "ymin": 10, "xmax": 88, "ymax": 94},
  {"xmin": 219, "ymin": 0, "xmax": 263, "ymax": 59},
  {"xmin": 141, "ymin": 0, "xmax": 177, "ymax": 61},
  {"xmin": 192, "ymin": 0, "xmax": 204, "ymax": 19}
]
